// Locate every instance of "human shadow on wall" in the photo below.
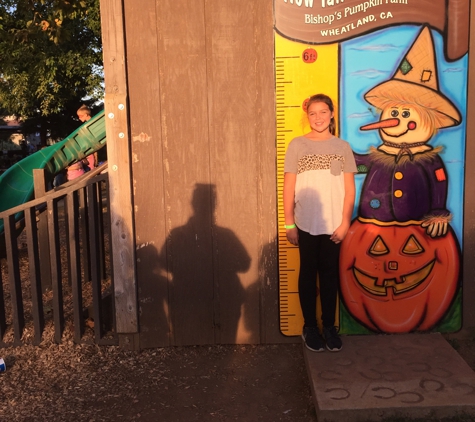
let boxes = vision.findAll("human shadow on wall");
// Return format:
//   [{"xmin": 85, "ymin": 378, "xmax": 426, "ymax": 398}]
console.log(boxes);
[
  {"xmin": 157, "ymin": 183, "xmax": 251, "ymax": 346},
  {"xmin": 136, "ymin": 242, "xmax": 170, "ymax": 348},
  {"xmin": 241, "ymin": 235, "xmax": 278, "ymax": 343}
]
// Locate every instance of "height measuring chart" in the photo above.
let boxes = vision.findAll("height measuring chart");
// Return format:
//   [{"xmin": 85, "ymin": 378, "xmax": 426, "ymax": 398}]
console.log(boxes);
[
  {"xmin": 275, "ymin": 0, "xmax": 469, "ymax": 337},
  {"xmin": 276, "ymin": 34, "xmax": 338, "ymax": 335}
]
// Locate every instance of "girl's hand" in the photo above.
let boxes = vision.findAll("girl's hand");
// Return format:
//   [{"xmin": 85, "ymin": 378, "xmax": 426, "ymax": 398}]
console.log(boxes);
[
  {"xmin": 286, "ymin": 227, "xmax": 299, "ymax": 246},
  {"xmin": 330, "ymin": 223, "xmax": 349, "ymax": 244}
]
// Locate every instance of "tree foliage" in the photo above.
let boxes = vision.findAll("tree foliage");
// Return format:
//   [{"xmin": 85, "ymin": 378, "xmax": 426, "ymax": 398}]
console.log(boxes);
[{"xmin": 0, "ymin": 0, "xmax": 103, "ymax": 144}]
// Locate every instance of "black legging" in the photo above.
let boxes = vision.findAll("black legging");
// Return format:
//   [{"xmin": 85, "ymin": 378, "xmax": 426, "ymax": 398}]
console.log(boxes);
[{"xmin": 297, "ymin": 227, "xmax": 340, "ymax": 329}]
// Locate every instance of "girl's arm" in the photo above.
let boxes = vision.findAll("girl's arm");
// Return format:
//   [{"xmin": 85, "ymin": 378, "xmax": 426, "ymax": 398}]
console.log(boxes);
[
  {"xmin": 283, "ymin": 172, "xmax": 298, "ymax": 246},
  {"xmin": 330, "ymin": 172, "xmax": 356, "ymax": 244}
]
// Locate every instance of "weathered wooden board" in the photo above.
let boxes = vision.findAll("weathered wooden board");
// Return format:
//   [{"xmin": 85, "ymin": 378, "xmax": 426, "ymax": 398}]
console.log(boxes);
[
  {"xmin": 98, "ymin": 0, "xmax": 296, "ymax": 346},
  {"xmin": 153, "ymin": 0, "xmax": 215, "ymax": 346},
  {"xmin": 100, "ymin": 0, "xmax": 138, "ymax": 336},
  {"xmin": 462, "ymin": 3, "xmax": 475, "ymax": 332},
  {"xmin": 205, "ymin": 0, "xmax": 264, "ymax": 344},
  {"xmin": 122, "ymin": 1, "xmax": 170, "ymax": 348},
  {"xmin": 253, "ymin": 1, "xmax": 293, "ymax": 344}
]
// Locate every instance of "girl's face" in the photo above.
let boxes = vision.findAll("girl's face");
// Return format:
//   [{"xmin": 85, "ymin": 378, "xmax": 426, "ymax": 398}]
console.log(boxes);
[{"xmin": 307, "ymin": 101, "xmax": 333, "ymax": 133}]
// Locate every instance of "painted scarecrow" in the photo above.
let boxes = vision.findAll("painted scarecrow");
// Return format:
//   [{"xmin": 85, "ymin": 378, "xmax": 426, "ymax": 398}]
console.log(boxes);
[{"xmin": 339, "ymin": 26, "xmax": 462, "ymax": 333}]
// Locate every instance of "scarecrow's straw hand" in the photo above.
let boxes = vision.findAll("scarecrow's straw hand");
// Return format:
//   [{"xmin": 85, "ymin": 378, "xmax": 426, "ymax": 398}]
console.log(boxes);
[{"xmin": 421, "ymin": 215, "xmax": 450, "ymax": 238}]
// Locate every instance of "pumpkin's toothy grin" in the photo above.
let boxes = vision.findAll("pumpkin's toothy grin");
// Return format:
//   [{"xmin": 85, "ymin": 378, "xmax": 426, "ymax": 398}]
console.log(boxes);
[{"xmin": 352, "ymin": 259, "xmax": 435, "ymax": 296}]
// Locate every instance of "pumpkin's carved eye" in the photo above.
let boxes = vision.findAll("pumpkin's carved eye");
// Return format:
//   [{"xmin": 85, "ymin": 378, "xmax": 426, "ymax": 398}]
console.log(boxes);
[
  {"xmin": 403, "ymin": 235, "xmax": 424, "ymax": 255},
  {"xmin": 369, "ymin": 235, "xmax": 425, "ymax": 256},
  {"xmin": 369, "ymin": 236, "xmax": 389, "ymax": 256}
]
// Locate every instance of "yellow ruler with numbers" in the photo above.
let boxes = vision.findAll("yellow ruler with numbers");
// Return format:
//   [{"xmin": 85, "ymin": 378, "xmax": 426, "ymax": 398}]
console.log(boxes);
[{"xmin": 276, "ymin": 33, "xmax": 340, "ymax": 336}]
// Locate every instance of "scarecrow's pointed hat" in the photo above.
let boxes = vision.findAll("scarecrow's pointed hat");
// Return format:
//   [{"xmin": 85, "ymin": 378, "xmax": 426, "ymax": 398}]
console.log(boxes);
[{"xmin": 364, "ymin": 26, "xmax": 461, "ymax": 129}]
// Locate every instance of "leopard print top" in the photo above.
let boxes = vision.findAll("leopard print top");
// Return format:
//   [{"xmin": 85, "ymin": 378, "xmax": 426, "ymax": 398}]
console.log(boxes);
[{"xmin": 298, "ymin": 154, "xmax": 344, "ymax": 174}]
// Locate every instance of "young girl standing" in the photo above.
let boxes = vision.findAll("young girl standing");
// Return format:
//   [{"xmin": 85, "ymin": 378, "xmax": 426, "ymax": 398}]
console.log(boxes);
[{"xmin": 283, "ymin": 94, "xmax": 356, "ymax": 352}]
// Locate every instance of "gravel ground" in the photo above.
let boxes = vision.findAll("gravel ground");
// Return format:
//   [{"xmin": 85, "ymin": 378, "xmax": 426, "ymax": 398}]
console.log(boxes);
[
  {"xmin": 0, "ymin": 336, "xmax": 314, "ymax": 422},
  {"xmin": 0, "ymin": 327, "xmax": 474, "ymax": 421},
  {"xmin": 1, "ymin": 203, "xmax": 474, "ymax": 421},
  {"xmin": 1, "ymin": 256, "xmax": 474, "ymax": 421}
]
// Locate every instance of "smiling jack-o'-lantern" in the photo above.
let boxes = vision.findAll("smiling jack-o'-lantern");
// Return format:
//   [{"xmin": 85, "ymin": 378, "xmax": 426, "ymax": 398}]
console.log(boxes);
[{"xmin": 340, "ymin": 220, "xmax": 460, "ymax": 333}]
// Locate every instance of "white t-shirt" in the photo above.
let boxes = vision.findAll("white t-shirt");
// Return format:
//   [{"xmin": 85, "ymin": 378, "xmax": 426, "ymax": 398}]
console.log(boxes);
[{"xmin": 284, "ymin": 136, "xmax": 357, "ymax": 236}]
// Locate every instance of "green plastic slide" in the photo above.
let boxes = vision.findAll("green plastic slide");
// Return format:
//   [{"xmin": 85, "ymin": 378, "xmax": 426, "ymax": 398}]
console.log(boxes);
[{"xmin": 0, "ymin": 110, "xmax": 107, "ymax": 234}]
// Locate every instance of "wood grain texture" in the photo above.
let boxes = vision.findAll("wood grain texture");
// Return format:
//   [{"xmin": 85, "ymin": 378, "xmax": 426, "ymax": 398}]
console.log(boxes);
[
  {"xmin": 254, "ymin": 0, "xmax": 294, "ymax": 344},
  {"xmin": 100, "ymin": 0, "xmax": 137, "ymax": 333},
  {"xmin": 157, "ymin": 0, "xmax": 215, "ymax": 346},
  {"xmin": 205, "ymin": 0, "xmax": 263, "ymax": 344},
  {"xmin": 100, "ymin": 0, "xmax": 295, "ymax": 346},
  {"xmin": 123, "ymin": 0, "xmax": 170, "ymax": 348},
  {"xmin": 461, "ymin": 2, "xmax": 475, "ymax": 331}
]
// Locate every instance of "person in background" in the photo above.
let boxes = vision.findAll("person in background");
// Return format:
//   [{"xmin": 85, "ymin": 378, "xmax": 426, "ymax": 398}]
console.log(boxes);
[
  {"xmin": 66, "ymin": 159, "xmax": 85, "ymax": 181},
  {"xmin": 76, "ymin": 104, "xmax": 91, "ymax": 123},
  {"xmin": 67, "ymin": 105, "xmax": 96, "ymax": 180},
  {"xmin": 77, "ymin": 105, "xmax": 97, "ymax": 172}
]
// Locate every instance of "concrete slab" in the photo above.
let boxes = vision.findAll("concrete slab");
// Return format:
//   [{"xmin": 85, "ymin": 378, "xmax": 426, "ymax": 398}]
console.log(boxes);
[{"xmin": 304, "ymin": 333, "xmax": 475, "ymax": 421}]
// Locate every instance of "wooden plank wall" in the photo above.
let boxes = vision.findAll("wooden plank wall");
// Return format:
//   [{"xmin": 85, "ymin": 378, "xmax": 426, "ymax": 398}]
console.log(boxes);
[
  {"xmin": 100, "ymin": 0, "xmax": 138, "ymax": 341},
  {"xmin": 101, "ymin": 0, "xmax": 475, "ymax": 348},
  {"xmin": 113, "ymin": 0, "xmax": 289, "ymax": 347},
  {"xmin": 462, "ymin": 3, "xmax": 475, "ymax": 332}
]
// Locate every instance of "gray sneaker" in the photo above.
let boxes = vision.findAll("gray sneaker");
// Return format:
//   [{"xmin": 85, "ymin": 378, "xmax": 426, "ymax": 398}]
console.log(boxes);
[
  {"xmin": 323, "ymin": 326, "xmax": 342, "ymax": 352},
  {"xmin": 301, "ymin": 326, "xmax": 324, "ymax": 352}
]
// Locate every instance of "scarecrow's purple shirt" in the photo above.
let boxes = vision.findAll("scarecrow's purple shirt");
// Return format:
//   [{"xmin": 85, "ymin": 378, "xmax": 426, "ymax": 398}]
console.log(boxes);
[{"xmin": 355, "ymin": 150, "xmax": 449, "ymax": 222}]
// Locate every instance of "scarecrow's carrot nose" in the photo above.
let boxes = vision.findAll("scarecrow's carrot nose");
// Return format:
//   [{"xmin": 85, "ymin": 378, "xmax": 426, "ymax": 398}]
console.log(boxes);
[{"xmin": 360, "ymin": 118, "xmax": 400, "ymax": 131}]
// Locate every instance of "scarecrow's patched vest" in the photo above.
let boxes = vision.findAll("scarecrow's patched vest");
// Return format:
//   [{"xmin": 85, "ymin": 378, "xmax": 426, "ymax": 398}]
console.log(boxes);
[{"xmin": 355, "ymin": 148, "xmax": 448, "ymax": 223}]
